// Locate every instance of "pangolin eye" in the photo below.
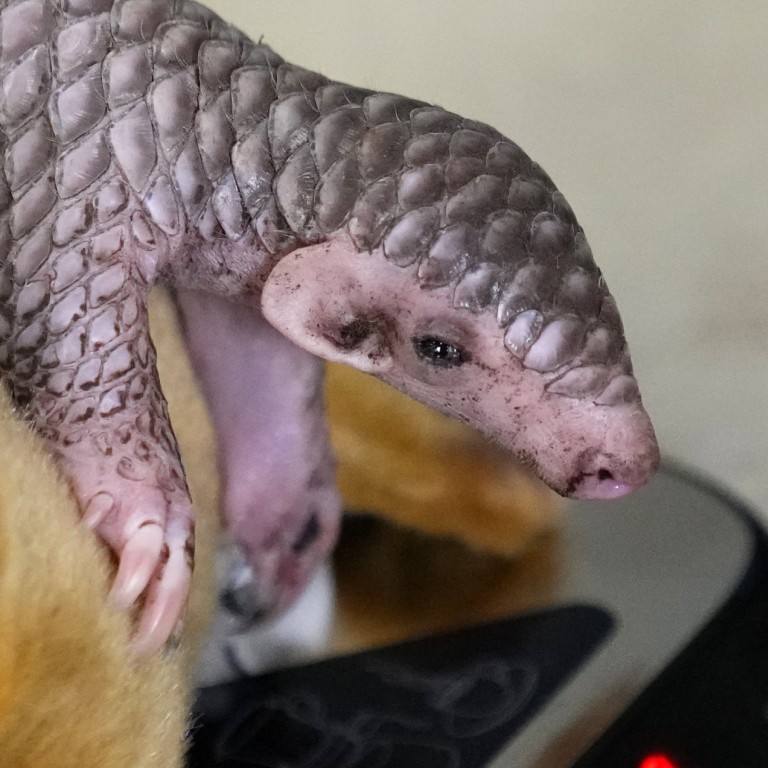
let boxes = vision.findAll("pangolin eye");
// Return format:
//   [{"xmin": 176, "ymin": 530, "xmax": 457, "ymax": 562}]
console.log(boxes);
[{"xmin": 413, "ymin": 336, "xmax": 469, "ymax": 368}]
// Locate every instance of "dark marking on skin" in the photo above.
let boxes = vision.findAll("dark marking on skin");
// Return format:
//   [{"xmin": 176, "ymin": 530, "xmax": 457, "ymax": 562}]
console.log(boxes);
[
  {"xmin": 339, "ymin": 317, "xmax": 373, "ymax": 348},
  {"xmin": 324, "ymin": 313, "xmax": 395, "ymax": 365},
  {"xmin": 15, "ymin": 359, "xmax": 37, "ymax": 379},
  {"xmin": 292, "ymin": 511, "xmax": 320, "ymax": 553},
  {"xmin": 328, "ymin": 316, "xmax": 376, "ymax": 350},
  {"xmin": 134, "ymin": 440, "xmax": 151, "ymax": 460},
  {"xmin": 117, "ymin": 456, "xmax": 143, "ymax": 480},
  {"xmin": 101, "ymin": 390, "xmax": 127, "ymax": 417},
  {"xmin": 307, "ymin": 466, "xmax": 326, "ymax": 489},
  {"xmin": 566, "ymin": 475, "xmax": 579, "ymax": 495},
  {"xmin": 94, "ymin": 432, "xmax": 113, "ymax": 456},
  {"xmin": 39, "ymin": 426, "xmax": 57, "ymax": 441},
  {"xmin": 566, "ymin": 471, "xmax": 597, "ymax": 496},
  {"xmin": 72, "ymin": 406, "xmax": 94, "ymax": 422}
]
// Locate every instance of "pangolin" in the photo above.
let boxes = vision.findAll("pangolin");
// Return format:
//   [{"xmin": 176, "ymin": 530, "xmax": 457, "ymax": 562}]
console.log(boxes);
[{"xmin": 0, "ymin": 0, "xmax": 659, "ymax": 654}]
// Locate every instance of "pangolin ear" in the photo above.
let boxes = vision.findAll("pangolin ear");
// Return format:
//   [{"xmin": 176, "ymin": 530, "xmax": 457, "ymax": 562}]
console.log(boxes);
[{"xmin": 261, "ymin": 241, "xmax": 395, "ymax": 373}]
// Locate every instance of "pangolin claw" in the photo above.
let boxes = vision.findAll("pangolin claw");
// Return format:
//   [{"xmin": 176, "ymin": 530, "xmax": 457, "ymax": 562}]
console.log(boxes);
[
  {"xmin": 110, "ymin": 522, "xmax": 165, "ymax": 610},
  {"xmin": 129, "ymin": 520, "xmax": 194, "ymax": 657}
]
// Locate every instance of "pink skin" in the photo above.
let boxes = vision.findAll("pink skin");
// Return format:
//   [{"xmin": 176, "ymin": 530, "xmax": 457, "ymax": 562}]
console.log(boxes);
[
  {"xmin": 174, "ymin": 290, "xmax": 341, "ymax": 619},
  {"xmin": 262, "ymin": 235, "xmax": 660, "ymax": 499},
  {"xmin": 60, "ymin": 440, "xmax": 193, "ymax": 656}
]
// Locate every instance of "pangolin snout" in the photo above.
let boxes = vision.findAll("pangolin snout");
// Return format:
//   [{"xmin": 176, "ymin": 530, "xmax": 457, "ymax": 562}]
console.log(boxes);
[{"xmin": 565, "ymin": 415, "xmax": 661, "ymax": 500}]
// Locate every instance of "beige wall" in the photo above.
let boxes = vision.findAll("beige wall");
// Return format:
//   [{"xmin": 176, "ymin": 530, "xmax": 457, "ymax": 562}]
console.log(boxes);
[{"xmin": 208, "ymin": 0, "xmax": 768, "ymax": 516}]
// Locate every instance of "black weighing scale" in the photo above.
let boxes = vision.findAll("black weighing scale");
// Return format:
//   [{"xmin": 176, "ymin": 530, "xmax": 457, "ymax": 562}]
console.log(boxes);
[{"xmin": 189, "ymin": 465, "xmax": 768, "ymax": 767}]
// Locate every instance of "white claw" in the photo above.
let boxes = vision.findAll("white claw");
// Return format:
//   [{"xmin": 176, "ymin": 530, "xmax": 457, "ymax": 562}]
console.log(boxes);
[
  {"xmin": 130, "ymin": 542, "xmax": 191, "ymax": 657},
  {"xmin": 109, "ymin": 522, "xmax": 164, "ymax": 610}
]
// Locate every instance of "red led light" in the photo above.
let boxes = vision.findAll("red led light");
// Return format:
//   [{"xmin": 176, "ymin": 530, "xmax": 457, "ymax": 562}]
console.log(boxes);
[{"xmin": 639, "ymin": 755, "xmax": 678, "ymax": 768}]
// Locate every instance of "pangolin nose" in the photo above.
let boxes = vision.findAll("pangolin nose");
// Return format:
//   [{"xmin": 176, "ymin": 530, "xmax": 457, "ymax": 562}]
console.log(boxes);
[
  {"xmin": 563, "ymin": 401, "xmax": 661, "ymax": 500},
  {"xmin": 569, "ymin": 466, "xmax": 636, "ymax": 500},
  {"xmin": 567, "ymin": 443, "xmax": 659, "ymax": 500}
]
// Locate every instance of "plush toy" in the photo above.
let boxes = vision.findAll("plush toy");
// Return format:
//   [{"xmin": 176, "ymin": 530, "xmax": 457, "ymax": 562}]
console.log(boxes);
[{"xmin": 0, "ymin": 290, "xmax": 559, "ymax": 766}]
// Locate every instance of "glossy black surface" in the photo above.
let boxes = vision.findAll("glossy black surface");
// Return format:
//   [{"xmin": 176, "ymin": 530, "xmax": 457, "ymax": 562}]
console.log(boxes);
[
  {"xmin": 190, "ymin": 606, "xmax": 613, "ymax": 767},
  {"xmin": 573, "ymin": 481, "xmax": 768, "ymax": 768}
]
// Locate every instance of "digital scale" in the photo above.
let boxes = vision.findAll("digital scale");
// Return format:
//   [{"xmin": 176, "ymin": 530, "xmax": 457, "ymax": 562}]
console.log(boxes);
[{"xmin": 189, "ymin": 465, "xmax": 768, "ymax": 767}]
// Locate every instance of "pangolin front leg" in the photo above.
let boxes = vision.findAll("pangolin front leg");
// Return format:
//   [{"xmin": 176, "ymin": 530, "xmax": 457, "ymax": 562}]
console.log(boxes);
[
  {"xmin": 0, "ymin": 234, "xmax": 193, "ymax": 654},
  {"xmin": 0, "ymin": 0, "xmax": 228, "ymax": 655}
]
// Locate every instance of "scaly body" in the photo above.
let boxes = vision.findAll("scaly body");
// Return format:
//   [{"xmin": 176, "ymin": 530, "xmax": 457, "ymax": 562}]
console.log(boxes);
[{"xmin": 0, "ymin": 0, "xmax": 659, "ymax": 654}]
